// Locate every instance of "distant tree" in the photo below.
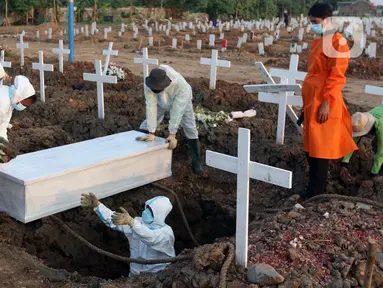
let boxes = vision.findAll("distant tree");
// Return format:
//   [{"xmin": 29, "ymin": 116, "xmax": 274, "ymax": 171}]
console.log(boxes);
[{"xmin": 13, "ymin": 0, "xmax": 37, "ymax": 24}]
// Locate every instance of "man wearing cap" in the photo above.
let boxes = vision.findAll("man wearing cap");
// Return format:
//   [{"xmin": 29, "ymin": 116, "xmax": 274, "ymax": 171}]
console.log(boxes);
[
  {"xmin": 340, "ymin": 107, "xmax": 383, "ymax": 184},
  {"xmin": 136, "ymin": 65, "xmax": 203, "ymax": 175}
]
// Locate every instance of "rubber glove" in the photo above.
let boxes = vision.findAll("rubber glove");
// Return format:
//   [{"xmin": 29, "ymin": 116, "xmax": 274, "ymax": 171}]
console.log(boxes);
[
  {"xmin": 136, "ymin": 133, "xmax": 155, "ymax": 142},
  {"xmin": 166, "ymin": 134, "xmax": 177, "ymax": 150},
  {"xmin": 111, "ymin": 207, "xmax": 135, "ymax": 226},
  {"xmin": 81, "ymin": 193, "xmax": 100, "ymax": 208},
  {"xmin": 0, "ymin": 138, "xmax": 16, "ymax": 164},
  {"xmin": 339, "ymin": 166, "xmax": 353, "ymax": 187}
]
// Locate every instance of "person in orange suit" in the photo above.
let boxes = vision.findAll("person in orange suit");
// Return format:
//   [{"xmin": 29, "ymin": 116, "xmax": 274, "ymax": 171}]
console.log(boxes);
[{"xmin": 299, "ymin": 3, "xmax": 358, "ymax": 199}]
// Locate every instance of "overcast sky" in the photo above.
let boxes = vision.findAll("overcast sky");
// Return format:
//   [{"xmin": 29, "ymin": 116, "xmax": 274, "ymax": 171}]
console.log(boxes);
[{"xmin": 371, "ymin": 0, "xmax": 383, "ymax": 5}]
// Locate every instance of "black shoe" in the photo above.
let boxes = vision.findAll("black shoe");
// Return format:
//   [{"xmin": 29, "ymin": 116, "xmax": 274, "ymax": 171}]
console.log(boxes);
[{"xmin": 187, "ymin": 139, "xmax": 203, "ymax": 175}]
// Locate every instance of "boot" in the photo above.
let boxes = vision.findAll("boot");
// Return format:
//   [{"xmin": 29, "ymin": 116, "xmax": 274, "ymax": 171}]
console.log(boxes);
[{"xmin": 187, "ymin": 139, "xmax": 203, "ymax": 175}]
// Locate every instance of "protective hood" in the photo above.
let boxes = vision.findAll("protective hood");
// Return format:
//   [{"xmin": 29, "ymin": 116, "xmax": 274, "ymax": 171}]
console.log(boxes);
[
  {"xmin": 158, "ymin": 65, "xmax": 179, "ymax": 83},
  {"xmin": 0, "ymin": 64, "xmax": 5, "ymax": 79},
  {"xmin": 10, "ymin": 76, "xmax": 35, "ymax": 104},
  {"xmin": 145, "ymin": 196, "xmax": 172, "ymax": 228}
]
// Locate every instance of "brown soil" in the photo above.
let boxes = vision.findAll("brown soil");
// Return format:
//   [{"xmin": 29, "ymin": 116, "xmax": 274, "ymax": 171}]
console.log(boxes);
[{"xmin": 0, "ymin": 27, "xmax": 382, "ymax": 288}]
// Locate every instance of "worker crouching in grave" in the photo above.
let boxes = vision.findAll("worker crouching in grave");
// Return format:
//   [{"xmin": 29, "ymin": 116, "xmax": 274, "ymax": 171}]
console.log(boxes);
[
  {"xmin": 136, "ymin": 65, "xmax": 203, "ymax": 175},
  {"xmin": 0, "ymin": 73, "xmax": 37, "ymax": 163},
  {"xmin": 299, "ymin": 3, "xmax": 357, "ymax": 199},
  {"xmin": 81, "ymin": 193, "xmax": 175, "ymax": 277},
  {"xmin": 340, "ymin": 107, "xmax": 383, "ymax": 185}
]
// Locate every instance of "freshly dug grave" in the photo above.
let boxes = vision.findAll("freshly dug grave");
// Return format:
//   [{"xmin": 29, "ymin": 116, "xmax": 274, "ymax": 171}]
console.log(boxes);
[{"xmin": 0, "ymin": 56, "xmax": 382, "ymax": 287}]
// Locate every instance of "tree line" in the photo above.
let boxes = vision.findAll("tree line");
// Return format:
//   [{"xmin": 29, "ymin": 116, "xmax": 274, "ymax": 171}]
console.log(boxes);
[{"xmin": 2, "ymin": 0, "xmax": 357, "ymax": 24}]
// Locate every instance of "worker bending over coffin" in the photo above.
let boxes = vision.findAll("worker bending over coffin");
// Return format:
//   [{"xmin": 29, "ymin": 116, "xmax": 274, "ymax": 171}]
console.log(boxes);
[
  {"xmin": 299, "ymin": 3, "xmax": 357, "ymax": 199},
  {"xmin": 340, "ymin": 106, "xmax": 383, "ymax": 184},
  {"xmin": 0, "ymin": 75, "xmax": 36, "ymax": 163},
  {"xmin": 136, "ymin": 65, "xmax": 203, "ymax": 175},
  {"xmin": 81, "ymin": 193, "xmax": 175, "ymax": 277}
]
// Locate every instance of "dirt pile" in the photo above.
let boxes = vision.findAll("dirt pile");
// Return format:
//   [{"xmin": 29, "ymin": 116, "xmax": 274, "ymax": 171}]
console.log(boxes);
[{"xmin": 0, "ymin": 57, "xmax": 382, "ymax": 287}]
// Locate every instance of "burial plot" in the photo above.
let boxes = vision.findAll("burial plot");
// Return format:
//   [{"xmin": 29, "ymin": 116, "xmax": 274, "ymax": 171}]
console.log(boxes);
[
  {"xmin": 206, "ymin": 127, "xmax": 292, "ymax": 268},
  {"xmin": 0, "ymin": 131, "xmax": 172, "ymax": 223}
]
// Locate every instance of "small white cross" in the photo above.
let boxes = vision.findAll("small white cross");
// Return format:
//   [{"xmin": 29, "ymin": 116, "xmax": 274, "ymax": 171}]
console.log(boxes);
[
  {"xmin": 52, "ymin": 40, "xmax": 70, "ymax": 73},
  {"xmin": 200, "ymin": 49, "xmax": 231, "ymax": 90},
  {"xmin": 16, "ymin": 33, "xmax": 29, "ymax": 67},
  {"xmin": 264, "ymin": 55, "xmax": 307, "ymax": 143},
  {"xmin": 102, "ymin": 42, "xmax": 118, "ymax": 75},
  {"xmin": 134, "ymin": 48, "xmax": 158, "ymax": 83},
  {"xmin": 365, "ymin": 85, "xmax": 383, "ymax": 104},
  {"xmin": 83, "ymin": 60, "xmax": 117, "ymax": 119},
  {"xmin": 32, "ymin": 51, "xmax": 54, "ymax": 103},
  {"xmin": 0, "ymin": 50, "xmax": 11, "ymax": 85},
  {"xmin": 206, "ymin": 128, "xmax": 292, "ymax": 268}
]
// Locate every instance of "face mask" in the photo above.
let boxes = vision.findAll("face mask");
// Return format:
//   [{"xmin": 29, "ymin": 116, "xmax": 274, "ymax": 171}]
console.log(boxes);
[
  {"xmin": 142, "ymin": 208, "xmax": 154, "ymax": 224},
  {"xmin": 151, "ymin": 89, "xmax": 163, "ymax": 94},
  {"xmin": 8, "ymin": 87, "xmax": 27, "ymax": 111},
  {"xmin": 310, "ymin": 23, "xmax": 323, "ymax": 35}
]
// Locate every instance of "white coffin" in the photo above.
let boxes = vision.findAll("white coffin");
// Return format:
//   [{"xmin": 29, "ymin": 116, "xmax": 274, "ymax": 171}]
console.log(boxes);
[{"xmin": 0, "ymin": 131, "xmax": 172, "ymax": 223}]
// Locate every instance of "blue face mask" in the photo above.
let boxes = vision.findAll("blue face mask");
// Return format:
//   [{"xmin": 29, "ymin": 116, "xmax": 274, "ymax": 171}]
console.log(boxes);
[
  {"xmin": 310, "ymin": 23, "xmax": 323, "ymax": 35},
  {"xmin": 142, "ymin": 208, "xmax": 154, "ymax": 224},
  {"xmin": 8, "ymin": 87, "xmax": 26, "ymax": 111}
]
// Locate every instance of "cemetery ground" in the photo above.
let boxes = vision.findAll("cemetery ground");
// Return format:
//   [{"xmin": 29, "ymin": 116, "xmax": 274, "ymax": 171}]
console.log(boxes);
[{"xmin": 0, "ymin": 25, "xmax": 382, "ymax": 287}]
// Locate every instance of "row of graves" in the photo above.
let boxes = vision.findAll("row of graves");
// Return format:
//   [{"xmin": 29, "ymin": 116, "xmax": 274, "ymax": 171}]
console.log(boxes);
[{"xmin": 1, "ymin": 16, "xmax": 383, "ymax": 269}]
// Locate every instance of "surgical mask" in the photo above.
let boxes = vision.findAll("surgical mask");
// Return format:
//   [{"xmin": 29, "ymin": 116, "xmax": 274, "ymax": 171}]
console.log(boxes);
[
  {"xmin": 310, "ymin": 23, "xmax": 323, "ymax": 35},
  {"xmin": 142, "ymin": 208, "xmax": 154, "ymax": 224},
  {"xmin": 8, "ymin": 87, "xmax": 26, "ymax": 111}
]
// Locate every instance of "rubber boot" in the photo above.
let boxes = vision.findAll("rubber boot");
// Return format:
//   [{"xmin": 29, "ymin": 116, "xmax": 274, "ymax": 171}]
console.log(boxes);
[{"xmin": 187, "ymin": 139, "xmax": 203, "ymax": 175}]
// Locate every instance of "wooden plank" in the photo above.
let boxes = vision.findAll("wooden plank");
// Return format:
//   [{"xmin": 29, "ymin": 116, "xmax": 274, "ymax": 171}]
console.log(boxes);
[
  {"xmin": 255, "ymin": 62, "xmax": 275, "ymax": 84},
  {"xmin": 276, "ymin": 92, "xmax": 288, "ymax": 145},
  {"xmin": 258, "ymin": 92, "xmax": 303, "ymax": 106},
  {"xmin": 269, "ymin": 68, "xmax": 307, "ymax": 82},
  {"xmin": 244, "ymin": 84, "xmax": 301, "ymax": 94},
  {"xmin": 236, "ymin": 128, "xmax": 250, "ymax": 268},
  {"xmin": 206, "ymin": 151, "xmax": 292, "ymax": 188}
]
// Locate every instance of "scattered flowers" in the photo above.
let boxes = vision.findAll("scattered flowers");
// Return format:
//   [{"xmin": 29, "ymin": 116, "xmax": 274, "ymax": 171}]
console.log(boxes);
[
  {"xmin": 194, "ymin": 106, "xmax": 229, "ymax": 129},
  {"xmin": 106, "ymin": 62, "xmax": 126, "ymax": 81}
]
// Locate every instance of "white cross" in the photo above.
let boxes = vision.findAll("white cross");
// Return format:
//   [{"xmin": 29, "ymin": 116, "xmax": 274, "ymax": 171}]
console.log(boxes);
[
  {"xmin": 269, "ymin": 55, "xmax": 306, "ymax": 139},
  {"xmin": 209, "ymin": 34, "xmax": 215, "ymax": 46},
  {"xmin": 102, "ymin": 42, "xmax": 118, "ymax": 75},
  {"xmin": 206, "ymin": 127, "xmax": 292, "ymax": 268},
  {"xmin": 134, "ymin": 47, "xmax": 158, "ymax": 83},
  {"xmin": 16, "ymin": 33, "xmax": 29, "ymax": 67},
  {"xmin": 200, "ymin": 49, "xmax": 231, "ymax": 90},
  {"xmin": 365, "ymin": 85, "xmax": 383, "ymax": 104},
  {"xmin": 83, "ymin": 60, "xmax": 117, "ymax": 119},
  {"xmin": 32, "ymin": 51, "xmax": 54, "ymax": 103},
  {"xmin": 52, "ymin": 40, "xmax": 70, "ymax": 73},
  {"xmin": 197, "ymin": 40, "xmax": 202, "ymax": 50},
  {"xmin": 0, "ymin": 51, "xmax": 11, "ymax": 85}
]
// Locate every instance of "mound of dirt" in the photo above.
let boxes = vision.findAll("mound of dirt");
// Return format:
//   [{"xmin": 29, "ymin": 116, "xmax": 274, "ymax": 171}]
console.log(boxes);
[{"xmin": 0, "ymin": 56, "xmax": 382, "ymax": 287}]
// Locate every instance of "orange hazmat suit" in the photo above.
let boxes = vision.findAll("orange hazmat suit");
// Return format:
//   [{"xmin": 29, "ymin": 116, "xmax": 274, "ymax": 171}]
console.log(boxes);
[{"xmin": 302, "ymin": 32, "xmax": 358, "ymax": 159}]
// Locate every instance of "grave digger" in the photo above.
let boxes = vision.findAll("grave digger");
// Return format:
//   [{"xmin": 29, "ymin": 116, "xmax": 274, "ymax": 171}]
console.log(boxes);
[{"xmin": 0, "ymin": 67, "xmax": 37, "ymax": 163}]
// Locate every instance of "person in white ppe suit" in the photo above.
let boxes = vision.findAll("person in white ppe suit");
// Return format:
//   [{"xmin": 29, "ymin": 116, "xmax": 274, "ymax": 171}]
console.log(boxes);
[
  {"xmin": 81, "ymin": 193, "xmax": 175, "ymax": 277},
  {"xmin": 0, "ymin": 75, "xmax": 36, "ymax": 163},
  {"xmin": 136, "ymin": 65, "xmax": 203, "ymax": 175}
]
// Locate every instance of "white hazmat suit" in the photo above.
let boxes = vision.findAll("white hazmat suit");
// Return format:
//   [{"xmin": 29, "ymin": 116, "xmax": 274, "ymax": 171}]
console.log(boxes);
[
  {"xmin": 0, "ymin": 75, "xmax": 36, "ymax": 141},
  {"xmin": 139, "ymin": 65, "xmax": 198, "ymax": 140},
  {"xmin": 94, "ymin": 196, "xmax": 175, "ymax": 277}
]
